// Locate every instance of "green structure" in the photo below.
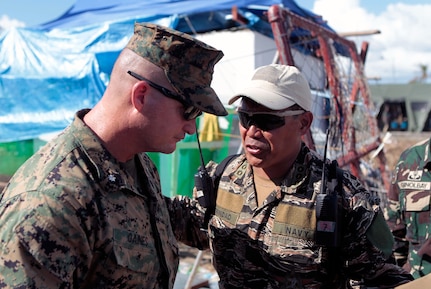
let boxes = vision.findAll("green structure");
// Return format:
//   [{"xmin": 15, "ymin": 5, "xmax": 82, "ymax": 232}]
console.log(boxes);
[
  {"xmin": 0, "ymin": 109, "xmax": 240, "ymax": 198},
  {"xmin": 370, "ymin": 83, "xmax": 431, "ymax": 132}
]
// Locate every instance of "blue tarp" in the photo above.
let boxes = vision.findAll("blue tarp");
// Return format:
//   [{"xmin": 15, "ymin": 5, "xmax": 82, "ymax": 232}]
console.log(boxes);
[
  {"xmin": 0, "ymin": 0, "xmax": 331, "ymax": 143},
  {"xmin": 37, "ymin": 0, "xmax": 329, "ymax": 31}
]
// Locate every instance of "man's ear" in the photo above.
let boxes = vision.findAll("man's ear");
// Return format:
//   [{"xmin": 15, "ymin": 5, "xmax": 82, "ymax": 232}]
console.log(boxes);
[
  {"xmin": 131, "ymin": 81, "xmax": 147, "ymax": 111},
  {"xmin": 299, "ymin": 111, "xmax": 313, "ymax": 132}
]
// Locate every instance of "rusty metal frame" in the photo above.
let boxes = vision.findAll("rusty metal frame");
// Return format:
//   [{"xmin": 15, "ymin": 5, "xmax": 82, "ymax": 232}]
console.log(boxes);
[{"xmin": 267, "ymin": 5, "xmax": 390, "ymax": 191}]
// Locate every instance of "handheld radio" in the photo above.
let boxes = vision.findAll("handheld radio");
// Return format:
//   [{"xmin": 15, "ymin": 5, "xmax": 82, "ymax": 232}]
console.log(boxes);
[
  {"xmin": 193, "ymin": 124, "xmax": 217, "ymax": 226},
  {"xmin": 315, "ymin": 129, "xmax": 342, "ymax": 247}
]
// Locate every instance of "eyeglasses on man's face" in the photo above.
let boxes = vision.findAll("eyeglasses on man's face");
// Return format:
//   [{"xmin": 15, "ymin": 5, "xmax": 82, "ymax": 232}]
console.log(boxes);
[
  {"xmin": 237, "ymin": 109, "xmax": 305, "ymax": 131},
  {"xmin": 127, "ymin": 70, "xmax": 202, "ymax": 120}
]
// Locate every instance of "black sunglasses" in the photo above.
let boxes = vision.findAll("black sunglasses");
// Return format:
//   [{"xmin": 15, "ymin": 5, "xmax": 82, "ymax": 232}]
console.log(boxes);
[
  {"xmin": 127, "ymin": 70, "xmax": 202, "ymax": 120},
  {"xmin": 238, "ymin": 109, "xmax": 304, "ymax": 131}
]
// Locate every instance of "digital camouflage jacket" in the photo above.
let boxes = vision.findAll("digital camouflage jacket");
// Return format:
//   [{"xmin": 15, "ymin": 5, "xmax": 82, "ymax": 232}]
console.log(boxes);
[
  {"xmin": 0, "ymin": 109, "xmax": 202, "ymax": 289},
  {"xmin": 202, "ymin": 145, "xmax": 413, "ymax": 289},
  {"xmin": 386, "ymin": 136, "xmax": 431, "ymax": 279}
]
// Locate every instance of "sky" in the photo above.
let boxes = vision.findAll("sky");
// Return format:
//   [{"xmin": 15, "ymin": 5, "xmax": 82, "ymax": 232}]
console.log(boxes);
[{"xmin": 0, "ymin": 0, "xmax": 430, "ymax": 84}]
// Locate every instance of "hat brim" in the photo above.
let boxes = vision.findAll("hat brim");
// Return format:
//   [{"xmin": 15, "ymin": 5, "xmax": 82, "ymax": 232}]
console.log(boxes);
[
  {"xmin": 167, "ymin": 71, "xmax": 228, "ymax": 116},
  {"xmin": 228, "ymin": 84, "xmax": 295, "ymax": 110},
  {"xmin": 195, "ymin": 86, "xmax": 228, "ymax": 116}
]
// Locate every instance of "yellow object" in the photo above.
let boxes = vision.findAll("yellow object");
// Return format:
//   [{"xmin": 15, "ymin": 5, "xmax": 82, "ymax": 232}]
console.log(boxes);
[{"xmin": 199, "ymin": 113, "xmax": 222, "ymax": 142}]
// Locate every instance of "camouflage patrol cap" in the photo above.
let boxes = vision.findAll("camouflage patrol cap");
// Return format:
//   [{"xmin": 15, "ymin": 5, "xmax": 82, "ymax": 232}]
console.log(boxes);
[{"xmin": 126, "ymin": 22, "xmax": 227, "ymax": 116}]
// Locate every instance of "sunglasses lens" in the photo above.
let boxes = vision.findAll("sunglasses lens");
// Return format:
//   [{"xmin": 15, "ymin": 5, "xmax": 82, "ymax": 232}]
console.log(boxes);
[
  {"xmin": 184, "ymin": 106, "xmax": 202, "ymax": 120},
  {"xmin": 238, "ymin": 112, "xmax": 285, "ymax": 131}
]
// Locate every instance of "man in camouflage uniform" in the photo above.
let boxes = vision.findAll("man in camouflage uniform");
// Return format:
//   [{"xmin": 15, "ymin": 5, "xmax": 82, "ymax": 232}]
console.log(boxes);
[
  {"xmin": 194, "ymin": 64, "xmax": 413, "ymax": 288},
  {"xmin": 0, "ymin": 23, "xmax": 225, "ymax": 288},
  {"xmin": 386, "ymin": 136, "xmax": 431, "ymax": 279}
]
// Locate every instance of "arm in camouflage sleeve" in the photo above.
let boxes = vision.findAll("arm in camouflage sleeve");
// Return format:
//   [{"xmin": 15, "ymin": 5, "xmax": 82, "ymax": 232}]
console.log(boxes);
[
  {"xmin": 386, "ymin": 163, "xmax": 407, "ymax": 237},
  {"xmin": 0, "ymin": 191, "xmax": 93, "ymax": 288},
  {"xmin": 164, "ymin": 195, "xmax": 210, "ymax": 250},
  {"xmin": 164, "ymin": 161, "xmax": 221, "ymax": 250},
  {"xmin": 386, "ymin": 161, "xmax": 410, "ymax": 268},
  {"xmin": 341, "ymin": 173, "xmax": 413, "ymax": 287},
  {"xmin": 360, "ymin": 210, "xmax": 413, "ymax": 287}
]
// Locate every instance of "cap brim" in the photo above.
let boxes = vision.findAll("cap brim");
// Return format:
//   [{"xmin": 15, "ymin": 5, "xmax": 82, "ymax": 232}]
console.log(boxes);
[
  {"xmin": 196, "ymin": 86, "xmax": 228, "ymax": 116},
  {"xmin": 228, "ymin": 85, "xmax": 295, "ymax": 110},
  {"xmin": 167, "ymin": 72, "xmax": 228, "ymax": 116}
]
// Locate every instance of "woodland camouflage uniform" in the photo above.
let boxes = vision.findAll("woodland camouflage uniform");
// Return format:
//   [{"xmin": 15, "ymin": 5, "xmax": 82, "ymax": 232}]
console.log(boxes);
[
  {"xmin": 0, "ymin": 110, "xmax": 209, "ymax": 288},
  {"xmin": 201, "ymin": 145, "xmax": 413, "ymax": 289},
  {"xmin": 0, "ymin": 22, "xmax": 223, "ymax": 288},
  {"xmin": 386, "ymin": 136, "xmax": 431, "ymax": 279}
]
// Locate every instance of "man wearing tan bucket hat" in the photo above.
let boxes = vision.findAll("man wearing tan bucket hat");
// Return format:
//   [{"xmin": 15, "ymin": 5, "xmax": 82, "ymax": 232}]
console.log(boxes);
[{"xmin": 0, "ymin": 23, "xmax": 225, "ymax": 288}]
